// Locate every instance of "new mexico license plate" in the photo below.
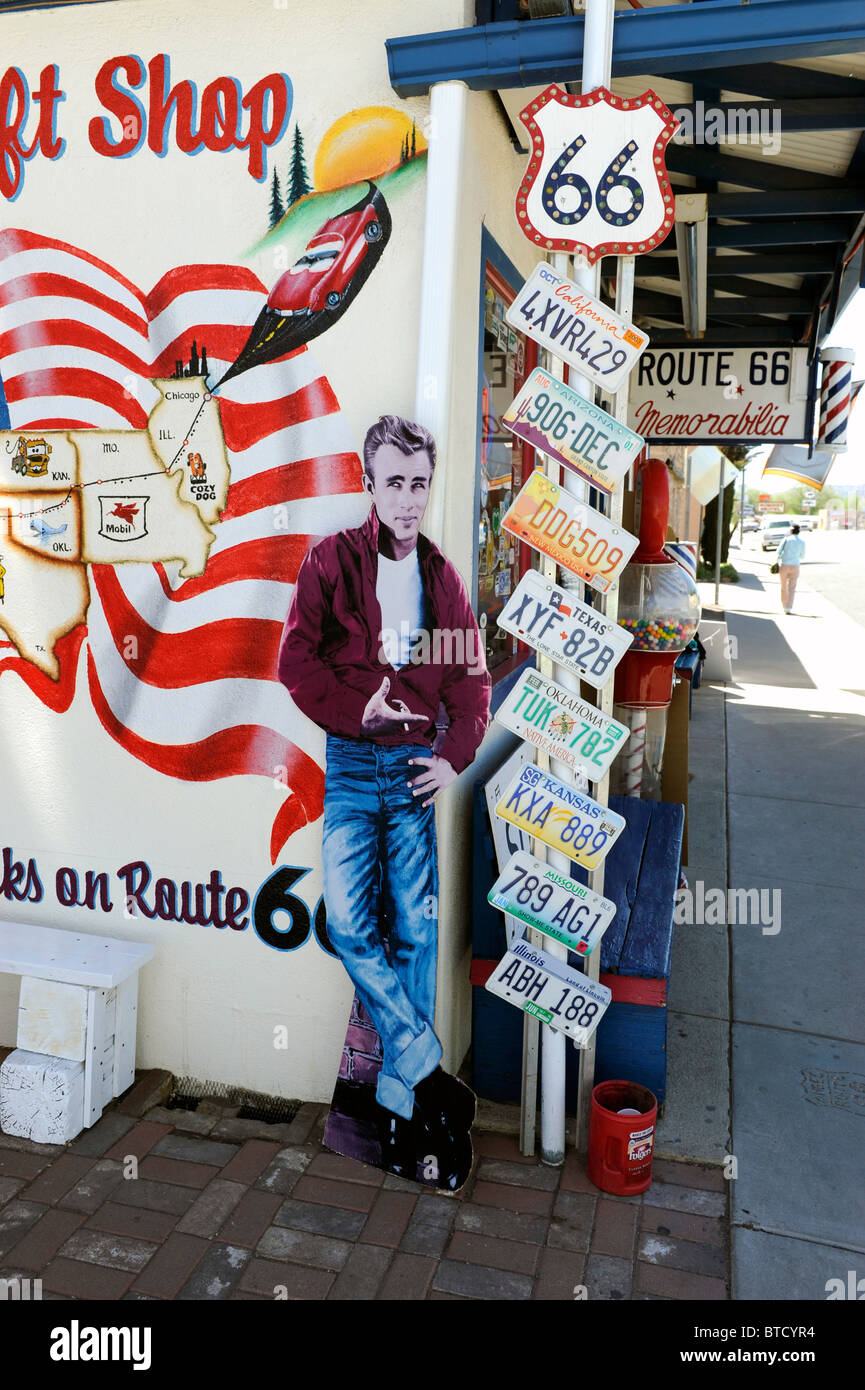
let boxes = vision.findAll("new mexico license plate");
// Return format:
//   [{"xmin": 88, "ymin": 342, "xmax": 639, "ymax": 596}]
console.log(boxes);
[
  {"xmin": 502, "ymin": 468, "xmax": 638, "ymax": 592},
  {"xmin": 505, "ymin": 261, "xmax": 649, "ymax": 394},
  {"xmin": 504, "ymin": 372, "xmax": 644, "ymax": 496},
  {"xmin": 489, "ymin": 849, "xmax": 616, "ymax": 957},
  {"xmin": 497, "ymin": 568, "xmax": 633, "ymax": 690},
  {"xmin": 495, "ymin": 763, "xmax": 625, "ymax": 871},
  {"xmin": 485, "ymin": 934, "xmax": 611, "ymax": 1043},
  {"xmin": 496, "ymin": 670, "xmax": 629, "ymax": 780}
]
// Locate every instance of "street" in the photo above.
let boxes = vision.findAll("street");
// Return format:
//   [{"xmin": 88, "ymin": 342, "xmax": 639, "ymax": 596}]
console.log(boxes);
[{"xmin": 733, "ymin": 530, "xmax": 865, "ymax": 630}]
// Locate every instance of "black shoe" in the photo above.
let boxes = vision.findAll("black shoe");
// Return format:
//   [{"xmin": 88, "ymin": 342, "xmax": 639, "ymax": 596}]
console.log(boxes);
[
  {"xmin": 376, "ymin": 1104, "xmax": 419, "ymax": 1180},
  {"xmin": 414, "ymin": 1065, "xmax": 476, "ymax": 1132},
  {"xmin": 419, "ymin": 1124, "xmax": 474, "ymax": 1193}
]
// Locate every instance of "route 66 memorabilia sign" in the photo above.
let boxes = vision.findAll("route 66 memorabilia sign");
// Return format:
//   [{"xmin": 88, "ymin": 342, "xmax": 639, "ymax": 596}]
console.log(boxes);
[{"xmin": 515, "ymin": 84, "xmax": 677, "ymax": 261}]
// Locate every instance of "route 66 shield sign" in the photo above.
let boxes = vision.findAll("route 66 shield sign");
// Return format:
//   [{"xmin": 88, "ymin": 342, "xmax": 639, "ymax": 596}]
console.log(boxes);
[{"xmin": 515, "ymin": 84, "xmax": 677, "ymax": 262}]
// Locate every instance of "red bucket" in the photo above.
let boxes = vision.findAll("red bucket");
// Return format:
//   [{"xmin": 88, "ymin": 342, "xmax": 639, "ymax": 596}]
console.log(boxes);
[{"xmin": 587, "ymin": 1080, "xmax": 658, "ymax": 1195}]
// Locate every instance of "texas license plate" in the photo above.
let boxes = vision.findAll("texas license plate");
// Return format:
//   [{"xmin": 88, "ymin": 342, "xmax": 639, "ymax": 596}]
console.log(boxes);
[
  {"xmin": 495, "ymin": 763, "xmax": 625, "ymax": 871},
  {"xmin": 502, "ymin": 468, "xmax": 638, "ymax": 591},
  {"xmin": 485, "ymin": 934, "xmax": 612, "ymax": 1043},
  {"xmin": 505, "ymin": 261, "xmax": 648, "ymax": 394},
  {"xmin": 489, "ymin": 849, "xmax": 616, "ymax": 957},
  {"xmin": 496, "ymin": 670, "xmax": 629, "ymax": 780},
  {"xmin": 497, "ymin": 568, "xmax": 632, "ymax": 690},
  {"xmin": 504, "ymin": 373, "xmax": 644, "ymax": 496}
]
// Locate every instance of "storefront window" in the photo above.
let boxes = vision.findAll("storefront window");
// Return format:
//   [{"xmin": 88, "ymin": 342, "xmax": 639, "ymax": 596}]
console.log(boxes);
[{"xmin": 477, "ymin": 259, "xmax": 538, "ymax": 682}]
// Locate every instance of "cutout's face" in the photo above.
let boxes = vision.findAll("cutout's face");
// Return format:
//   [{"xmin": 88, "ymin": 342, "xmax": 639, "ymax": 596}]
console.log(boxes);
[{"xmin": 364, "ymin": 444, "xmax": 433, "ymax": 548}]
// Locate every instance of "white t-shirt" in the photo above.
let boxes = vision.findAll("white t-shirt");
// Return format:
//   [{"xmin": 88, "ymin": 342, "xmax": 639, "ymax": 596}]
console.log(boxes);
[{"xmin": 377, "ymin": 549, "xmax": 425, "ymax": 669}]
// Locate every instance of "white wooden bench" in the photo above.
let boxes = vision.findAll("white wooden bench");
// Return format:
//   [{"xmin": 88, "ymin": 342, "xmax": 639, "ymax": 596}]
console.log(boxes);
[{"xmin": 0, "ymin": 921, "xmax": 154, "ymax": 1140}]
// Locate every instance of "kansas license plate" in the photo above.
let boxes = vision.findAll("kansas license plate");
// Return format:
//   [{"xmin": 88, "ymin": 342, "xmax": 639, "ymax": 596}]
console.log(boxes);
[
  {"xmin": 485, "ymin": 934, "xmax": 611, "ymax": 1043},
  {"xmin": 502, "ymin": 469, "xmax": 638, "ymax": 591},
  {"xmin": 496, "ymin": 670, "xmax": 629, "ymax": 780},
  {"xmin": 495, "ymin": 763, "xmax": 625, "ymax": 871},
  {"xmin": 497, "ymin": 568, "xmax": 633, "ymax": 690},
  {"xmin": 504, "ymin": 373, "xmax": 643, "ymax": 496},
  {"xmin": 489, "ymin": 849, "xmax": 615, "ymax": 957},
  {"xmin": 505, "ymin": 261, "xmax": 648, "ymax": 394}
]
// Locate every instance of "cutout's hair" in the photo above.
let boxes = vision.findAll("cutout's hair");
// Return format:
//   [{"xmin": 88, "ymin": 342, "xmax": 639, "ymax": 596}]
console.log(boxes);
[{"xmin": 363, "ymin": 414, "xmax": 436, "ymax": 478}]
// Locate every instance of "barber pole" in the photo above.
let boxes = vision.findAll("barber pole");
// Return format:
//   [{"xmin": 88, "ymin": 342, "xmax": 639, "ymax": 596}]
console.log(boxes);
[{"xmin": 818, "ymin": 347, "xmax": 855, "ymax": 451}]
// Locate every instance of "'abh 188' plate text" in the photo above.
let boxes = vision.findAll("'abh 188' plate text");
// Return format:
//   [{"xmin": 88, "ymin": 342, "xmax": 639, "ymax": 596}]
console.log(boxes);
[{"xmin": 485, "ymin": 935, "xmax": 611, "ymax": 1044}]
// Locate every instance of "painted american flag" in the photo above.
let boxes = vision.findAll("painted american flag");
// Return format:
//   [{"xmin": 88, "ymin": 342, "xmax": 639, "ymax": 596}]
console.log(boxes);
[{"xmin": 0, "ymin": 228, "xmax": 369, "ymax": 861}]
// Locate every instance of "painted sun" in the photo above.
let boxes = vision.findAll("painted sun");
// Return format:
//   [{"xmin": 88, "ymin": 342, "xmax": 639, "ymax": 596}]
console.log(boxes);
[{"xmin": 313, "ymin": 106, "xmax": 427, "ymax": 192}]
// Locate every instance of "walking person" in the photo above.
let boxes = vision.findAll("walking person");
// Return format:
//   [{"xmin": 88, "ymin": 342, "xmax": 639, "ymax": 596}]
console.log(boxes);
[
  {"xmin": 277, "ymin": 414, "xmax": 491, "ymax": 1188},
  {"xmin": 777, "ymin": 523, "xmax": 806, "ymax": 613}
]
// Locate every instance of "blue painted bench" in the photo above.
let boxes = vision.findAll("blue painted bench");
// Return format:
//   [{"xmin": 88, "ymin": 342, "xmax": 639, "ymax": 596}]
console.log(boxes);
[{"xmin": 471, "ymin": 788, "xmax": 684, "ymax": 1108}]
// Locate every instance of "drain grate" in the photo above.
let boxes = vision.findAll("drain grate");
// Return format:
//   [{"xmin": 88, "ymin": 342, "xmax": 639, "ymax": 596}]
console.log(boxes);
[{"xmin": 168, "ymin": 1075, "xmax": 300, "ymax": 1124}]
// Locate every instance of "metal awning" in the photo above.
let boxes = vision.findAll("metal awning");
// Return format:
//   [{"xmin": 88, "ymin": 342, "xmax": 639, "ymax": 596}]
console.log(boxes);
[{"xmin": 388, "ymin": 0, "xmax": 865, "ymax": 352}]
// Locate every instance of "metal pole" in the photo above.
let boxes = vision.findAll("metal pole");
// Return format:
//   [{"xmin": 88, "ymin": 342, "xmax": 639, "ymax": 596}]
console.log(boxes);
[
  {"xmin": 714, "ymin": 456, "xmax": 726, "ymax": 606},
  {"xmin": 539, "ymin": 0, "xmax": 616, "ymax": 1169},
  {"xmin": 684, "ymin": 451, "xmax": 692, "ymax": 540},
  {"xmin": 738, "ymin": 460, "xmax": 746, "ymax": 546}
]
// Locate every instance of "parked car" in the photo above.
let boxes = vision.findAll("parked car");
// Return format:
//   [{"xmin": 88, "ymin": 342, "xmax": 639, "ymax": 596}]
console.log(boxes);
[
  {"xmin": 760, "ymin": 518, "xmax": 793, "ymax": 551},
  {"xmin": 741, "ymin": 517, "xmax": 760, "ymax": 533}
]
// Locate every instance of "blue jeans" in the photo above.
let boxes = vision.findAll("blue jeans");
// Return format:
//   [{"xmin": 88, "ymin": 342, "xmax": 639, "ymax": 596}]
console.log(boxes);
[{"xmin": 322, "ymin": 735, "xmax": 442, "ymax": 1120}]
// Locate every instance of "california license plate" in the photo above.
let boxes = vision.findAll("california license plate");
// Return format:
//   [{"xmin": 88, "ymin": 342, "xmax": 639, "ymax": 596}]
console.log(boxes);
[
  {"xmin": 485, "ymin": 934, "xmax": 611, "ymax": 1043},
  {"xmin": 495, "ymin": 763, "xmax": 625, "ymax": 870},
  {"xmin": 496, "ymin": 670, "xmax": 629, "ymax": 780},
  {"xmin": 505, "ymin": 261, "xmax": 648, "ymax": 394},
  {"xmin": 502, "ymin": 468, "xmax": 638, "ymax": 592},
  {"xmin": 489, "ymin": 849, "xmax": 615, "ymax": 957},
  {"xmin": 504, "ymin": 372, "xmax": 643, "ymax": 496},
  {"xmin": 497, "ymin": 568, "xmax": 633, "ymax": 690}
]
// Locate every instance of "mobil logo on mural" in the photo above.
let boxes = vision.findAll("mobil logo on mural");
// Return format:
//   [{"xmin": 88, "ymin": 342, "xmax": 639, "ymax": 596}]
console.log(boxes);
[{"xmin": 98, "ymin": 495, "xmax": 149, "ymax": 541}]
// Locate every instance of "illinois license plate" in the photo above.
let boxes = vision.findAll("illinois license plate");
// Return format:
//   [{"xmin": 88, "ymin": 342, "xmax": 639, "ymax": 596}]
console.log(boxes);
[
  {"xmin": 495, "ymin": 763, "xmax": 625, "ymax": 871},
  {"xmin": 504, "ymin": 372, "xmax": 643, "ymax": 496},
  {"xmin": 489, "ymin": 849, "xmax": 615, "ymax": 957},
  {"xmin": 505, "ymin": 261, "xmax": 648, "ymax": 394},
  {"xmin": 497, "ymin": 568, "xmax": 632, "ymax": 690},
  {"xmin": 485, "ymin": 934, "xmax": 611, "ymax": 1043},
  {"xmin": 502, "ymin": 468, "xmax": 637, "ymax": 592},
  {"xmin": 496, "ymin": 670, "xmax": 629, "ymax": 780}
]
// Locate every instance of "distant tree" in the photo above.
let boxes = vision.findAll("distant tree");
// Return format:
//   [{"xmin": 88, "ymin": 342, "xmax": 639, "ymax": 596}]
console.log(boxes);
[
  {"xmin": 287, "ymin": 124, "xmax": 312, "ymax": 207},
  {"xmin": 269, "ymin": 171, "xmax": 284, "ymax": 229}
]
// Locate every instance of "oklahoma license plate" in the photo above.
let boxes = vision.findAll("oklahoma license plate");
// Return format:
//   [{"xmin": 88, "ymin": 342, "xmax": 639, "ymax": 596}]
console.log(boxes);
[
  {"xmin": 496, "ymin": 670, "xmax": 629, "ymax": 780},
  {"xmin": 504, "ymin": 373, "xmax": 643, "ymax": 496},
  {"xmin": 497, "ymin": 568, "xmax": 633, "ymax": 690},
  {"xmin": 485, "ymin": 934, "xmax": 611, "ymax": 1043},
  {"xmin": 502, "ymin": 468, "xmax": 638, "ymax": 592},
  {"xmin": 495, "ymin": 763, "xmax": 625, "ymax": 871},
  {"xmin": 489, "ymin": 850, "xmax": 616, "ymax": 957},
  {"xmin": 505, "ymin": 261, "xmax": 648, "ymax": 394}
]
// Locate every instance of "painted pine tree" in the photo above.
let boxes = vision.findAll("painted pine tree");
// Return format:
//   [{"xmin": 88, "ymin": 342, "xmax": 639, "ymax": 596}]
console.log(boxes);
[
  {"xmin": 287, "ymin": 124, "xmax": 312, "ymax": 207},
  {"xmin": 269, "ymin": 170, "xmax": 284, "ymax": 229},
  {"xmin": 410, "ymin": 120, "xmax": 417, "ymax": 158}
]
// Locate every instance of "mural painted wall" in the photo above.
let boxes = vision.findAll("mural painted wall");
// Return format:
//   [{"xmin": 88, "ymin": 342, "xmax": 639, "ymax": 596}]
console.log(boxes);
[{"xmin": 0, "ymin": 0, "xmax": 453, "ymax": 1099}]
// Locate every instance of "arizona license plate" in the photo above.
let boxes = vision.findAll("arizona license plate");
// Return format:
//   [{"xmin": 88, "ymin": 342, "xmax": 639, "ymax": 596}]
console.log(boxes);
[
  {"xmin": 505, "ymin": 261, "xmax": 648, "ymax": 394},
  {"xmin": 502, "ymin": 468, "xmax": 638, "ymax": 592},
  {"xmin": 496, "ymin": 670, "xmax": 629, "ymax": 780},
  {"xmin": 497, "ymin": 568, "xmax": 633, "ymax": 690},
  {"xmin": 485, "ymin": 934, "xmax": 611, "ymax": 1043},
  {"xmin": 489, "ymin": 850, "xmax": 615, "ymax": 957},
  {"xmin": 504, "ymin": 373, "xmax": 643, "ymax": 496},
  {"xmin": 495, "ymin": 763, "xmax": 625, "ymax": 871}
]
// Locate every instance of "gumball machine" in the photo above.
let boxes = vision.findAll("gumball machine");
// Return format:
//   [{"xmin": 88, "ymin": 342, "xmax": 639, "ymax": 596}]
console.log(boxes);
[{"xmin": 611, "ymin": 458, "xmax": 700, "ymax": 799}]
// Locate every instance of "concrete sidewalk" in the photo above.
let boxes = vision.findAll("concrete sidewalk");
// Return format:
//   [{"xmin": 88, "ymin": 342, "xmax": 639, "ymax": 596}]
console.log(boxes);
[{"xmin": 706, "ymin": 544, "xmax": 865, "ymax": 1300}]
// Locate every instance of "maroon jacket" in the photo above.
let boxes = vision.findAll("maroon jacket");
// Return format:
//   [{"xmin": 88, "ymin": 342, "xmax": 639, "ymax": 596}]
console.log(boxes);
[{"xmin": 277, "ymin": 506, "xmax": 491, "ymax": 774}]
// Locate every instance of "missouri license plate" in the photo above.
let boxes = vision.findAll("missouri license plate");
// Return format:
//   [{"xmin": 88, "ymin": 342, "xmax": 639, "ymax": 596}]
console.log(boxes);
[
  {"xmin": 495, "ymin": 763, "xmax": 625, "ymax": 871},
  {"xmin": 504, "ymin": 373, "xmax": 644, "ymax": 496},
  {"xmin": 485, "ymin": 934, "xmax": 611, "ymax": 1043},
  {"xmin": 502, "ymin": 468, "xmax": 637, "ymax": 593},
  {"xmin": 488, "ymin": 849, "xmax": 616, "ymax": 957},
  {"xmin": 505, "ymin": 261, "xmax": 648, "ymax": 394},
  {"xmin": 497, "ymin": 568, "xmax": 633, "ymax": 691},
  {"xmin": 496, "ymin": 670, "xmax": 629, "ymax": 780}
]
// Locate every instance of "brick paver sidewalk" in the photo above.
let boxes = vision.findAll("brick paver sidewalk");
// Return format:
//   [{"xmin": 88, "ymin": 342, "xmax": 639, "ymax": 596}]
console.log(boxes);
[{"xmin": 0, "ymin": 1073, "xmax": 729, "ymax": 1301}]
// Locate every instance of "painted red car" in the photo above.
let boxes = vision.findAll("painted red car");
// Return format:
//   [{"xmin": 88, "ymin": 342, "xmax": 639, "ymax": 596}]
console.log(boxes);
[{"xmin": 216, "ymin": 182, "xmax": 391, "ymax": 387}]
